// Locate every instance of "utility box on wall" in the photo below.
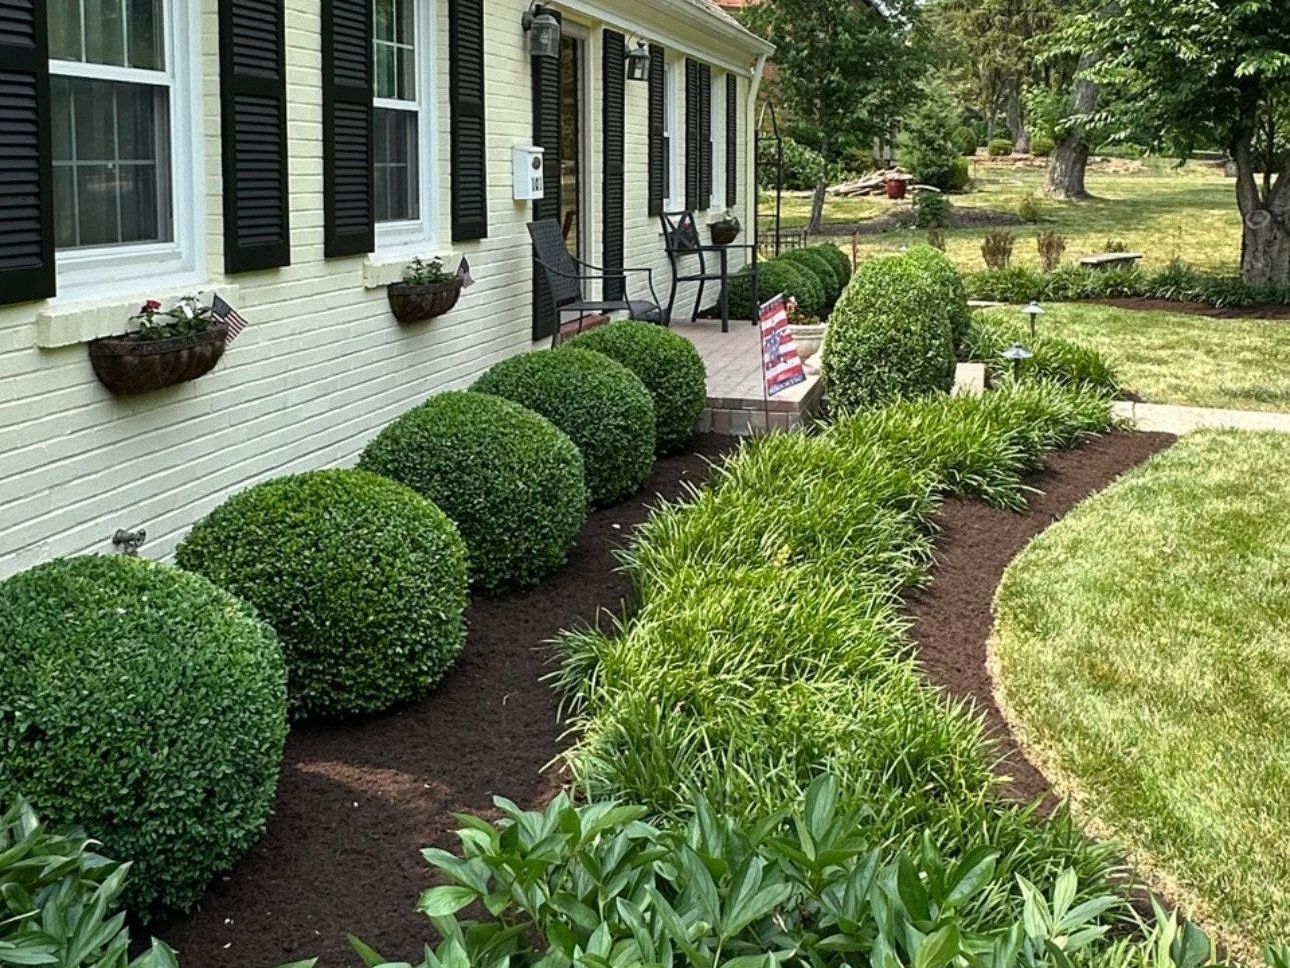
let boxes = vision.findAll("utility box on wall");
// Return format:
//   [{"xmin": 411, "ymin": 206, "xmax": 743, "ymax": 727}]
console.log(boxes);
[{"xmin": 512, "ymin": 146, "xmax": 545, "ymax": 201}]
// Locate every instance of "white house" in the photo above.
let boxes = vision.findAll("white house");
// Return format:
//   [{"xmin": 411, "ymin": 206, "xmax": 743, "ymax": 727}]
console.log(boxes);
[{"xmin": 0, "ymin": 0, "xmax": 771, "ymax": 577}]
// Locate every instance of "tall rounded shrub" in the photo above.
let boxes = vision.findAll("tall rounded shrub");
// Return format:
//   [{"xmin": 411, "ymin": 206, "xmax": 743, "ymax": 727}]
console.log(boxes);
[
  {"xmin": 0, "ymin": 555, "xmax": 287, "ymax": 917},
  {"xmin": 565, "ymin": 321, "xmax": 707, "ymax": 454},
  {"xmin": 821, "ymin": 252, "xmax": 956, "ymax": 411},
  {"xmin": 904, "ymin": 243, "xmax": 972, "ymax": 354},
  {"xmin": 472, "ymin": 349, "xmax": 655, "ymax": 505},
  {"xmin": 727, "ymin": 259, "xmax": 824, "ymax": 319},
  {"xmin": 177, "ymin": 469, "xmax": 468, "ymax": 718},
  {"xmin": 778, "ymin": 249, "xmax": 843, "ymax": 305},
  {"xmin": 810, "ymin": 244, "xmax": 853, "ymax": 286},
  {"xmin": 359, "ymin": 391, "xmax": 587, "ymax": 592}
]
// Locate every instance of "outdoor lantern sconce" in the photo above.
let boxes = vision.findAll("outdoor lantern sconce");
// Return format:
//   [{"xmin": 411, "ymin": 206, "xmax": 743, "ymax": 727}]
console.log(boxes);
[
  {"xmin": 522, "ymin": 3, "xmax": 561, "ymax": 58},
  {"xmin": 626, "ymin": 41, "xmax": 651, "ymax": 81},
  {"xmin": 1023, "ymin": 300, "xmax": 1045, "ymax": 339},
  {"xmin": 1002, "ymin": 342, "xmax": 1034, "ymax": 379}
]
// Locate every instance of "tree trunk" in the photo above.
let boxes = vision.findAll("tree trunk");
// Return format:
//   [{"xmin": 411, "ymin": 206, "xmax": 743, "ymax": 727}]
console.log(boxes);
[
  {"xmin": 1234, "ymin": 133, "xmax": 1290, "ymax": 286},
  {"xmin": 1006, "ymin": 81, "xmax": 1029, "ymax": 154},
  {"xmin": 1044, "ymin": 51, "xmax": 1098, "ymax": 200},
  {"xmin": 806, "ymin": 134, "xmax": 829, "ymax": 235}
]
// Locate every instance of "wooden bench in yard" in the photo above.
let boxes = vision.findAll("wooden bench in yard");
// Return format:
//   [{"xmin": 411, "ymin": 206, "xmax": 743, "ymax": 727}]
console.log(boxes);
[{"xmin": 1080, "ymin": 252, "xmax": 1143, "ymax": 271}]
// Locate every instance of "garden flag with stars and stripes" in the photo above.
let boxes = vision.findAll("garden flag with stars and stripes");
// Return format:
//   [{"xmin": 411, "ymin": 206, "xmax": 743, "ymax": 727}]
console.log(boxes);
[
  {"xmin": 211, "ymin": 295, "xmax": 249, "ymax": 344},
  {"xmin": 759, "ymin": 294, "xmax": 806, "ymax": 397},
  {"xmin": 456, "ymin": 256, "xmax": 475, "ymax": 289}
]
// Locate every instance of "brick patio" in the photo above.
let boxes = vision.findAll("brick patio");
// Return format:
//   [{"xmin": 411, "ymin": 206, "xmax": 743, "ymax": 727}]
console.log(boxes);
[{"xmin": 671, "ymin": 321, "xmax": 826, "ymax": 435}]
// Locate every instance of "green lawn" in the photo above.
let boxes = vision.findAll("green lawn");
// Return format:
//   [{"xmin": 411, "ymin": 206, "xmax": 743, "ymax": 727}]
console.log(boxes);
[
  {"xmin": 774, "ymin": 157, "xmax": 1242, "ymax": 276},
  {"xmin": 991, "ymin": 430, "xmax": 1290, "ymax": 959},
  {"xmin": 979, "ymin": 303, "xmax": 1290, "ymax": 413}
]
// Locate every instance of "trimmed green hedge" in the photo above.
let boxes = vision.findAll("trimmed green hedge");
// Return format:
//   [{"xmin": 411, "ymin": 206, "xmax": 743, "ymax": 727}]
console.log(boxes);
[
  {"xmin": 810, "ymin": 243, "xmax": 853, "ymax": 286},
  {"xmin": 177, "ymin": 468, "xmax": 468, "ymax": 718},
  {"xmin": 988, "ymin": 138, "xmax": 1014, "ymax": 156},
  {"xmin": 904, "ymin": 243, "xmax": 972, "ymax": 354},
  {"xmin": 821, "ymin": 251, "xmax": 956, "ymax": 411},
  {"xmin": 727, "ymin": 259, "xmax": 824, "ymax": 319},
  {"xmin": 473, "ymin": 348, "xmax": 655, "ymax": 505},
  {"xmin": 778, "ymin": 249, "xmax": 843, "ymax": 306},
  {"xmin": 565, "ymin": 321, "xmax": 706, "ymax": 454},
  {"xmin": 0, "ymin": 555, "xmax": 287, "ymax": 917},
  {"xmin": 359, "ymin": 391, "xmax": 587, "ymax": 592}
]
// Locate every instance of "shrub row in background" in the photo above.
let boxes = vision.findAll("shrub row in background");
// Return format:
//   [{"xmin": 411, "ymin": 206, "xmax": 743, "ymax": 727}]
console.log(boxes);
[
  {"xmin": 726, "ymin": 244, "xmax": 853, "ymax": 319},
  {"xmin": 360, "ymin": 391, "xmax": 588, "ymax": 592},
  {"xmin": 473, "ymin": 347, "xmax": 656, "ymax": 505},
  {"xmin": 822, "ymin": 244, "xmax": 958, "ymax": 410},
  {"xmin": 964, "ymin": 313, "xmax": 1121, "ymax": 395},
  {"xmin": 552, "ymin": 383, "xmax": 1123, "ymax": 941},
  {"xmin": 0, "ymin": 555, "xmax": 288, "ymax": 917},
  {"xmin": 967, "ymin": 261, "xmax": 1290, "ymax": 309},
  {"xmin": 177, "ymin": 469, "xmax": 468, "ymax": 719}
]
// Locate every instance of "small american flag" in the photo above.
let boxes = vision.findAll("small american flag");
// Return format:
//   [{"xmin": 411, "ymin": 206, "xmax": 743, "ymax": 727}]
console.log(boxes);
[
  {"xmin": 456, "ymin": 256, "xmax": 475, "ymax": 289},
  {"xmin": 211, "ymin": 294, "xmax": 248, "ymax": 343}
]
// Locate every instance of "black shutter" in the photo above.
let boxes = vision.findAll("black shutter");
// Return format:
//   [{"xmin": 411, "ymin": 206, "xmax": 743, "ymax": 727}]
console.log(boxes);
[
  {"xmin": 531, "ymin": 11, "xmax": 562, "ymax": 341},
  {"xmin": 726, "ymin": 73, "xmax": 738, "ymax": 208},
  {"xmin": 684, "ymin": 58, "xmax": 699, "ymax": 211},
  {"xmin": 698, "ymin": 63, "xmax": 712, "ymax": 209},
  {"xmin": 602, "ymin": 30, "xmax": 625, "ymax": 301},
  {"xmin": 646, "ymin": 43, "xmax": 664, "ymax": 217},
  {"xmin": 0, "ymin": 0, "xmax": 54, "ymax": 305},
  {"xmin": 219, "ymin": 0, "xmax": 291, "ymax": 273},
  {"xmin": 449, "ymin": 0, "xmax": 488, "ymax": 241},
  {"xmin": 322, "ymin": 0, "xmax": 373, "ymax": 257}
]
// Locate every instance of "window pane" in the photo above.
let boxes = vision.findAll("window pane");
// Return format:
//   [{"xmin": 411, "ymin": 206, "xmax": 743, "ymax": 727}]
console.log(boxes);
[
  {"xmin": 374, "ymin": 43, "xmax": 394, "ymax": 99},
  {"xmin": 394, "ymin": 0, "xmax": 413, "ymax": 45},
  {"xmin": 127, "ymin": 0, "xmax": 163, "ymax": 69},
  {"xmin": 82, "ymin": 0, "xmax": 125, "ymax": 66},
  {"xmin": 48, "ymin": 0, "xmax": 83, "ymax": 60},
  {"xmin": 373, "ymin": 0, "xmax": 393, "ymax": 43},
  {"xmin": 374, "ymin": 108, "xmax": 418, "ymax": 223},
  {"xmin": 396, "ymin": 46, "xmax": 414, "ymax": 101},
  {"xmin": 52, "ymin": 75, "xmax": 172, "ymax": 249}
]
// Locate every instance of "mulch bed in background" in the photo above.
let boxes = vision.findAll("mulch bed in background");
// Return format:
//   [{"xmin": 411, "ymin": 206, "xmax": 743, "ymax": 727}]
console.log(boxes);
[
  {"xmin": 907, "ymin": 429, "xmax": 1176, "ymax": 806},
  {"xmin": 1094, "ymin": 296, "xmax": 1290, "ymax": 321},
  {"xmin": 152, "ymin": 435, "xmax": 736, "ymax": 968}
]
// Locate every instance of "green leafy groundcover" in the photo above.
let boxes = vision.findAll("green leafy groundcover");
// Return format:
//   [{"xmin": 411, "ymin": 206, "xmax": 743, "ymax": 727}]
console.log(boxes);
[
  {"xmin": 0, "ymin": 555, "xmax": 287, "ymax": 917},
  {"xmin": 565, "ymin": 321, "xmax": 707, "ymax": 454},
  {"xmin": 359, "ymin": 391, "xmax": 587, "ymax": 592},
  {"xmin": 964, "ymin": 314, "xmax": 1120, "ymax": 395},
  {"xmin": 177, "ymin": 469, "xmax": 468, "ymax": 719}
]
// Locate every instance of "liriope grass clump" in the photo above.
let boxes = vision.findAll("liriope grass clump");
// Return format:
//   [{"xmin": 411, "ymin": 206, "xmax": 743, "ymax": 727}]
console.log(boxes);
[{"xmin": 554, "ymin": 381, "xmax": 1119, "ymax": 931}]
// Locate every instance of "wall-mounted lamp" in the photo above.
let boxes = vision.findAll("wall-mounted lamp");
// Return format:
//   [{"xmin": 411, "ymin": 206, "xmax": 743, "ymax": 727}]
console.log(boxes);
[
  {"xmin": 522, "ymin": 4, "xmax": 561, "ymax": 59},
  {"xmin": 625, "ymin": 41, "xmax": 651, "ymax": 81}
]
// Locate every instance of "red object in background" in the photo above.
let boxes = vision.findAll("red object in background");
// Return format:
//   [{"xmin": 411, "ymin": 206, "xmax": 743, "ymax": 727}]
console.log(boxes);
[{"xmin": 886, "ymin": 178, "xmax": 907, "ymax": 200}]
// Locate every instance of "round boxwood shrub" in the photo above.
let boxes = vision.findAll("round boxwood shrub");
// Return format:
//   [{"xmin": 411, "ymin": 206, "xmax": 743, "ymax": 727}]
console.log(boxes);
[
  {"xmin": 359, "ymin": 391, "xmax": 587, "ymax": 592},
  {"xmin": 0, "ymin": 555, "xmax": 287, "ymax": 917},
  {"xmin": 821, "ymin": 251, "xmax": 956, "ymax": 411},
  {"xmin": 1030, "ymin": 134, "xmax": 1055, "ymax": 157},
  {"xmin": 778, "ymin": 249, "xmax": 843, "ymax": 305},
  {"xmin": 809, "ymin": 243, "xmax": 853, "ymax": 286},
  {"xmin": 177, "ymin": 469, "xmax": 467, "ymax": 718},
  {"xmin": 987, "ymin": 137, "xmax": 1015, "ymax": 157},
  {"xmin": 954, "ymin": 124, "xmax": 978, "ymax": 156},
  {"xmin": 472, "ymin": 348, "xmax": 655, "ymax": 505},
  {"xmin": 565, "ymin": 321, "xmax": 706, "ymax": 454},
  {"xmin": 727, "ymin": 259, "xmax": 824, "ymax": 319},
  {"xmin": 903, "ymin": 243, "xmax": 972, "ymax": 354}
]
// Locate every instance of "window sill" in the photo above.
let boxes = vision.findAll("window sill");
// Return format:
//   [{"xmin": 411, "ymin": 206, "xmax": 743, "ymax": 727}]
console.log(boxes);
[
  {"xmin": 362, "ymin": 249, "xmax": 457, "ymax": 289},
  {"xmin": 36, "ymin": 284, "xmax": 239, "ymax": 348}
]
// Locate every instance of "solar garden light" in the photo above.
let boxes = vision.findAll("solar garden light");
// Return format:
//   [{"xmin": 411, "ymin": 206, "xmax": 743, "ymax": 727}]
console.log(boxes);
[
  {"xmin": 522, "ymin": 4, "xmax": 561, "ymax": 59},
  {"xmin": 1022, "ymin": 300, "xmax": 1044, "ymax": 339},
  {"xmin": 626, "ymin": 41, "xmax": 651, "ymax": 81},
  {"xmin": 1002, "ymin": 342, "xmax": 1033, "ymax": 380}
]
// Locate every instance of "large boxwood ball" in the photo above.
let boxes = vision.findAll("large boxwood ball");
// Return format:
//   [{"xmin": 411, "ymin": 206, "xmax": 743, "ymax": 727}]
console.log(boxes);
[
  {"xmin": 809, "ymin": 243, "xmax": 853, "ymax": 286},
  {"xmin": 565, "ymin": 321, "xmax": 706, "ymax": 454},
  {"xmin": 821, "ymin": 251, "xmax": 956, "ymax": 411},
  {"xmin": 779, "ymin": 249, "xmax": 843, "ymax": 305},
  {"xmin": 904, "ymin": 243, "xmax": 971, "ymax": 354},
  {"xmin": 0, "ymin": 555, "xmax": 287, "ymax": 918},
  {"xmin": 727, "ymin": 259, "xmax": 825, "ymax": 319},
  {"xmin": 359, "ymin": 391, "xmax": 587, "ymax": 592},
  {"xmin": 472, "ymin": 348, "xmax": 655, "ymax": 506},
  {"xmin": 176, "ymin": 469, "xmax": 468, "ymax": 718}
]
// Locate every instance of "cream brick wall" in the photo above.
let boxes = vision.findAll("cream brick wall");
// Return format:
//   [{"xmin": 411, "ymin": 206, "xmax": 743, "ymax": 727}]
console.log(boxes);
[{"xmin": 0, "ymin": 0, "xmax": 767, "ymax": 577}]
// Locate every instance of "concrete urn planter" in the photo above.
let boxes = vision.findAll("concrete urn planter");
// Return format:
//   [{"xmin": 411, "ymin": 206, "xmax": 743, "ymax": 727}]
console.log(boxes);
[{"xmin": 792, "ymin": 322, "xmax": 827, "ymax": 366}]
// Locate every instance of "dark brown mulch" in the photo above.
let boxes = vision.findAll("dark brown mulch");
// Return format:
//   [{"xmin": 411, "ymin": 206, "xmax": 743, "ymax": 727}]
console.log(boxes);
[
  {"xmin": 906, "ymin": 430, "xmax": 1176, "ymax": 806},
  {"xmin": 152, "ymin": 435, "xmax": 736, "ymax": 968},
  {"xmin": 1094, "ymin": 296, "xmax": 1290, "ymax": 320}
]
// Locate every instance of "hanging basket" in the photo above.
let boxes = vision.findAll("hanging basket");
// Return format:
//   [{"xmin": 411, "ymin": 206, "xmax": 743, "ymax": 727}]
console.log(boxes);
[
  {"xmin": 88, "ymin": 323, "xmax": 229, "ymax": 396},
  {"xmin": 387, "ymin": 278, "xmax": 463, "ymax": 324},
  {"xmin": 709, "ymin": 218, "xmax": 742, "ymax": 246}
]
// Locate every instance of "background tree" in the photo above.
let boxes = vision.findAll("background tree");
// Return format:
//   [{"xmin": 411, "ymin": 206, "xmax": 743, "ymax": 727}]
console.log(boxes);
[
  {"xmin": 899, "ymin": 80, "xmax": 969, "ymax": 191},
  {"xmin": 1064, "ymin": 0, "xmax": 1290, "ymax": 284},
  {"xmin": 744, "ymin": 0, "xmax": 923, "ymax": 234}
]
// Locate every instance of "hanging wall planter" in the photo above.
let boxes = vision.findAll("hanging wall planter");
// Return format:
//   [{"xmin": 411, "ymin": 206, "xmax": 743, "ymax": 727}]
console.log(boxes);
[
  {"xmin": 88, "ymin": 297, "xmax": 228, "ymax": 396},
  {"xmin": 708, "ymin": 214, "xmax": 741, "ymax": 246},
  {"xmin": 389, "ymin": 257, "xmax": 463, "ymax": 324}
]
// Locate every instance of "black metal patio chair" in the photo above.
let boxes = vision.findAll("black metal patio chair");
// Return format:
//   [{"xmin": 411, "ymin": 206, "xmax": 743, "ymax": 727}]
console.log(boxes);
[
  {"xmin": 528, "ymin": 219, "xmax": 663, "ymax": 346},
  {"xmin": 660, "ymin": 210, "xmax": 758, "ymax": 332}
]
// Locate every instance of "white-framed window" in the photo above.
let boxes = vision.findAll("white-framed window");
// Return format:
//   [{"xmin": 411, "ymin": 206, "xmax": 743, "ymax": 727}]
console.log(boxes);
[
  {"xmin": 47, "ymin": 0, "xmax": 201, "ymax": 297},
  {"xmin": 663, "ymin": 55, "xmax": 681, "ymax": 211},
  {"xmin": 710, "ymin": 69, "xmax": 724, "ymax": 210},
  {"xmin": 373, "ymin": 0, "xmax": 438, "ymax": 250}
]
